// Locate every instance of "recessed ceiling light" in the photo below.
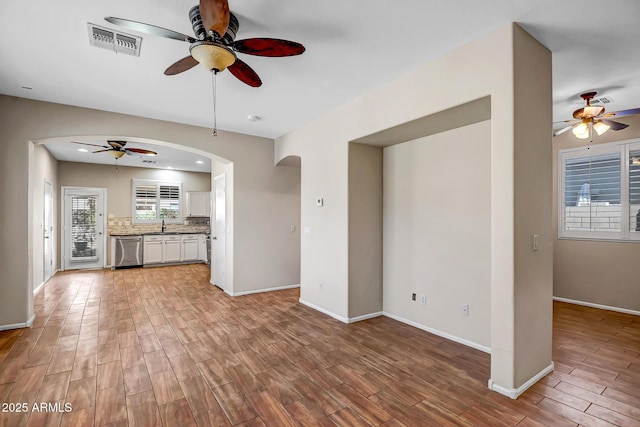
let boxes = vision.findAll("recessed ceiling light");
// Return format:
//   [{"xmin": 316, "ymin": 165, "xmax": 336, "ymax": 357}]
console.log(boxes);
[
  {"xmin": 77, "ymin": 148, "xmax": 89, "ymax": 153},
  {"xmin": 196, "ymin": 160, "xmax": 204, "ymax": 164},
  {"xmin": 247, "ymin": 115, "xmax": 261, "ymax": 122}
]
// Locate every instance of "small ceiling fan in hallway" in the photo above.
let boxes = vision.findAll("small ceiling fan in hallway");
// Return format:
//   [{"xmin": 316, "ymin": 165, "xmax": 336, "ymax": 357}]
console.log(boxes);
[{"xmin": 72, "ymin": 140, "xmax": 158, "ymax": 159}]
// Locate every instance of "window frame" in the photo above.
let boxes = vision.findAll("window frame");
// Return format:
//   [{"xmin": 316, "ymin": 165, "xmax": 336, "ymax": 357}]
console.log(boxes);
[
  {"xmin": 558, "ymin": 138, "xmax": 640, "ymax": 242},
  {"xmin": 132, "ymin": 179, "xmax": 183, "ymax": 224}
]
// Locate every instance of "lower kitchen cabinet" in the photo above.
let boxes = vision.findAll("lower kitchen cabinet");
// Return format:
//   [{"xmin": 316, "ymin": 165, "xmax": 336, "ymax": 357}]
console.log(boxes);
[
  {"xmin": 163, "ymin": 235, "xmax": 182, "ymax": 263},
  {"xmin": 143, "ymin": 234, "xmax": 207, "ymax": 265},
  {"xmin": 182, "ymin": 235, "xmax": 199, "ymax": 261},
  {"xmin": 143, "ymin": 236, "xmax": 163, "ymax": 264}
]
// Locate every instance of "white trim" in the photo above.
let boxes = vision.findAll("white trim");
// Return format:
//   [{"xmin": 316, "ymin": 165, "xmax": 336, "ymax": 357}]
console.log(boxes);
[
  {"xmin": 34, "ymin": 269, "xmax": 60, "ymax": 295},
  {"xmin": 34, "ymin": 281, "xmax": 45, "ymax": 295},
  {"xmin": 299, "ymin": 298, "xmax": 350, "ymax": 323},
  {"xmin": 0, "ymin": 314, "xmax": 36, "ymax": 331},
  {"xmin": 488, "ymin": 362, "xmax": 554, "ymax": 399},
  {"xmin": 349, "ymin": 312, "xmax": 383, "ymax": 323},
  {"xmin": 553, "ymin": 296, "xmax": 640, "ymax": 316},
  {"xmin": 223, "ymin": 284, "xmax": 301, "ymax": 297},
  {"xmin": 383, "ymin": 312, "xmax": 491, "ymax": 354}
]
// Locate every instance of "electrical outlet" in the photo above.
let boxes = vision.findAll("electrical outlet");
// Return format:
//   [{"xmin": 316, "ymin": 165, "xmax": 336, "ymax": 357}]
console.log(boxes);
[
  {"xmin": 420, "ymin": 294, "xmax": 426, "ymax": 305},
  {"xmin": 412, "ymin": 293, "xmax": 416, "ymax": 301},
  {"xmin": 319, "ymin": 282, "xmax": 324, "ymax": 291},
  {"xmin": 461, "ymin": 304, "xmax": 469, "ymax": 317}
]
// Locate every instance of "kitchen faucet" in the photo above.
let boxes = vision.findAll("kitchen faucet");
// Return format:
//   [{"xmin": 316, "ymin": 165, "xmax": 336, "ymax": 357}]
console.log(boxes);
[{"xmin": 161, "ymin": 219, "xmax": 165, "ymax": 233}]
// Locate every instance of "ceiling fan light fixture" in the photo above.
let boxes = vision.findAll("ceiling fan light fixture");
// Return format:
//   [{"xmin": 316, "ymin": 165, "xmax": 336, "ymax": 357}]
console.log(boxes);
[
  {"xmin": 593, "ymin": 120, "xmax": 611, "ymax": 136},
  {"xmin": 190, "ymin": 41, "xmax": 236, "ymax": 72},
  {"xmin": 572, "ymin": 121, "xmax": 589, "ymax": 139},
  {"xmin": 109, "ymin": 151, "xmax": 126, "ymax": 159}
]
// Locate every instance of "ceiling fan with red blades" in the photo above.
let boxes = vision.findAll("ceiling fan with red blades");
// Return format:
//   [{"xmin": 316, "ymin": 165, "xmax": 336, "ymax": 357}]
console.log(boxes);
[
  {"xmin": 72, "ymin": 141, "xmax": 158, "ymax": 159},
  {"xmin": 553, "ymin": 92, "xmax": 640, "ymax": 139},
  {"xmin": 104, "ymin": 0, "xmax": 305, "ymax": 87}
]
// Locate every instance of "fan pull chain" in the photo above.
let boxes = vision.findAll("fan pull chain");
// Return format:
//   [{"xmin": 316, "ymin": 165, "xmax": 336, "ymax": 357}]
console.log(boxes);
[{"xmin": 211, "ymin": 70, "xmax": 218, "ymax": 137}]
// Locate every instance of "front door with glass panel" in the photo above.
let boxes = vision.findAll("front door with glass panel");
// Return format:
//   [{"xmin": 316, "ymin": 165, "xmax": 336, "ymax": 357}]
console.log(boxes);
[{"xmin": 63, "ymin": 187, "xmax": 106, "ymax": 270}]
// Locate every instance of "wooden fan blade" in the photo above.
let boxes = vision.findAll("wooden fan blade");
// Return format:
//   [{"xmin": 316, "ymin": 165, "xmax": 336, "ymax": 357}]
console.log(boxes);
[
  {"xmin": 72, "ymin": 141, "xmax": 109, "ymax": 148},
  {"xmin": 92, "ymin": 149, "xmax": 113, "ymax": 153},
  {"xmin": 165, "ymin": 56, "xmax": 199, "ymax": 75},
  {"xmin": 553, "ymin": 123, "xmax": 577, "ymax": 137},
  {"xmin": 604, "ymin": 107, "xmax": 640, "ymax": 118},
  {"xmin": 105, "ymin": 17, "xmax": 194, "ymax": 42},
  {"xmin": 232, "ymin": 38, "xmax": 305, "ymax": 57},
  {"xmin": 601, "ymin": 119, "xmax": 630, "ymax": 131},
  {"xmin": 228, "ymin": 58, "xmax": 262, "ymax": 87},
  {"xmin": 126, "ymin": 148, "xmax": 158, "ymax": 156},
  {"xmin": 199, "ymin": 0, "xmax": 229, "ymax": 38}
]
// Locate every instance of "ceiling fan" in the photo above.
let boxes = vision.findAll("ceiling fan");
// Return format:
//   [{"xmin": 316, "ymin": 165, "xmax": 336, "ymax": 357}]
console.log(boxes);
[
  {"xmin": 553, "ymin": 92, "xmax": 640, "ymax": 140},
  {"xmin": 72, "ymin": 140, "xmax": 158, "ymax": 159},
  {"xmin": 104, "ymin": 0, "xmax": 305, "ymax": 88}
]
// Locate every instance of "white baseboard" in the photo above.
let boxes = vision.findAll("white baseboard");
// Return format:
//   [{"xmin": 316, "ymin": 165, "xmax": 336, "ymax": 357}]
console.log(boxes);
[
  {"xmin": 33, "ymin": 281, "xmax": 46, "ymax": 296},
  {"xmin": 488, "ymin": 362, "xmax": 554, "ymax": 399},
  {"xmin": 553, "ymin": 296, "xmax": 640, "ymax": 316},
  {"xmin": 299, "ymin": 298, "xmax": 350, "ymax": 323},
  {"xmin": 349, "ymin": 311, "xmax": 383, "ymax": 323},
  {"xmin": 383, "ymin": 312, "xmax": 491, "ymax": 354},
  {"xmin": 34, "ymin": 269, "xmax": 60, "ymax": 296},
  {"xmin": 0, "ymin": 314, "xmax": 36, "ymax": 331},
  {"xmin": 224, "ymin": 284, "xmax": 301, "ymax": 297}
]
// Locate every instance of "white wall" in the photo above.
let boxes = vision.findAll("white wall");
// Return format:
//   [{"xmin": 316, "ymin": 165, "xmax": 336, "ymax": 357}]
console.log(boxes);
[
  {"xmin": 383, "ymin": 121, "xmax": 491, "ymax": 349},
  {"xmin": 275, "ymin": 23, "xmax": 553, "ymax": 395}
]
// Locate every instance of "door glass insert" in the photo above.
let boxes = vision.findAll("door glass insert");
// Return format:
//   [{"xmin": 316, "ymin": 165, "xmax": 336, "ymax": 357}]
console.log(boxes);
[{"xmin": 71, "ymin": 195, "xmax": 98, "ymax": 260}]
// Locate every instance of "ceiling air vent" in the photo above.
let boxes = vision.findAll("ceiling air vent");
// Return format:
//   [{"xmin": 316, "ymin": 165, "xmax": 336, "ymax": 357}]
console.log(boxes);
[
  {"xmin": 87, "ymin": 23, "xmax": 142, "ymax": 56},
  {"xmin": 591, "ymin": 95, "xmax": 614, "ymax": 105}
]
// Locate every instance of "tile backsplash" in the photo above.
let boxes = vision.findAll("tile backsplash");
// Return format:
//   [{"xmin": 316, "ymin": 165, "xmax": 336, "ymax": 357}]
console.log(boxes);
[{"xmin": 108, "ymin": 216, "xmax": 210, "ymax": 235}]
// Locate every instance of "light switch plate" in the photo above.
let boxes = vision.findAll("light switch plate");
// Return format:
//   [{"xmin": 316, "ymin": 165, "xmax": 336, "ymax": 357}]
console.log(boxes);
[
  {"xmin": 303, "ymin": 227, "xmax": 311, "ymax": 236},
  {"xmin": 316, "ymin": 198, "xmax": 323, "ymax": 207}
]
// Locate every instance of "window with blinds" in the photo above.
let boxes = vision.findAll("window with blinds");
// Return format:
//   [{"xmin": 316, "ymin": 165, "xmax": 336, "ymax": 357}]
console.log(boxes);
[
  {"xmin": 559, "ymin": 140, "xmax": 640, "ymax": 241},
  {"xmin": 132, "ymin": 179, "xmax": 182, "ymax": 223}
]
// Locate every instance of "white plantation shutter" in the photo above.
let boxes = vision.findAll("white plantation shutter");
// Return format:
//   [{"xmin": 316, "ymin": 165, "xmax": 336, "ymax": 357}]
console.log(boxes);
[
  {"xmin": 629, "ymin": 149, "xmax": 640, "ymax": 232},
  {"xmin": 560, "ymin": 140, "xmax": 640, "ymax": 241},
  {"xmin": 159, "ymin": 185, "xmax": 180, "ymax": 219},
  {"xmin": 563, "ymin": 153, "xmax": 621, "ymax": 233},
  {"xmin": 132, "ymin": 180, "xmax": 182, "ymax": 223}
]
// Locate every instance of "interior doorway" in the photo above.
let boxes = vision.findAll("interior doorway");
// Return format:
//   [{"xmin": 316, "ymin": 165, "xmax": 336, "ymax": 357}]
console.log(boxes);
[
  {"xmin": 62, "ymin": 187, "xmax": 106, "ymax": 270},
  {"xmin": 43, "ymin": 180, "xmax": 54, "ymax": 282},
  {"xmin": 213, "ymin": 174, "xmax": 226, "ymax": 290}
]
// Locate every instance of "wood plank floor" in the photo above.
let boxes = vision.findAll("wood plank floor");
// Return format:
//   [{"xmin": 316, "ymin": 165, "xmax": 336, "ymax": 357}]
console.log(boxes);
[{"xmin": 0, "ymin": 264, "xmax": 639, "ymax": 426}]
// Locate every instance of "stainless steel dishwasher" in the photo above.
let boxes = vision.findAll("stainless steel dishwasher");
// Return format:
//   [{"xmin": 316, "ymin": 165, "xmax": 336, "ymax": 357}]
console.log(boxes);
[{"xmin": 114, "ymin": 235, "xmax": 143, "ymax": 268}]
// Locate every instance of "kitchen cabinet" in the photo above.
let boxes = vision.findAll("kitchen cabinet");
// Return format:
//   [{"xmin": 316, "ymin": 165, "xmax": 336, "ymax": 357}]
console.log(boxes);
[
  {"xmin": 182, "ymin": 234, "xmax": 199, "ymax": 261},
  {"xmin": 163, "ymin": 235, "xmax": 182, "ymax": 263},
  {"xmin": 198, "ymin": 235, "xmax": 208, "ymax": 263},
  {"xmin": 186, "ymin": 191, "xmax": 210, "ymax": 217},
  {"xmin": 143, "ymin": 233, "xmax": 207, "ymax": 265},
  {"xmin": 143, "ymin": 236, "xmax": 163, "ymax": 264}
]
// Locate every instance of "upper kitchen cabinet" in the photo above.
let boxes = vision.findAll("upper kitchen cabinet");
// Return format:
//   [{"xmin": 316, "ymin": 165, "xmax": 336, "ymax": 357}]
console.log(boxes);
[{"xmin": 185, "ymin": 191, "xmax": 211, "ymax": 217}]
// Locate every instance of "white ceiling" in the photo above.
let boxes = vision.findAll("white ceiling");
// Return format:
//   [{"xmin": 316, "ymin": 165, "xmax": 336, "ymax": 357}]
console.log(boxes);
[
  {"xmin": 44, "ymin": 138, "xmax": 212, "ymax": 172},
  {"xmin": 1, "ymin": 0, "xmax": 639, "ymax": 169}
]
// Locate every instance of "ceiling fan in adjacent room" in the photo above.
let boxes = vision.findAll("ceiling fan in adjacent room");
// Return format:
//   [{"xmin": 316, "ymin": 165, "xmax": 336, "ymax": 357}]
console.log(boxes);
[
  {"xmin": 104, "ymin": 0, "xmax": 306, "ymax": 135},
  {"xmin": 72, "ymin": 140, "xmax": 158, "ymax": 159},
  {"xmin": 553, "ymin": 92, "xmax": 640, "ymax": 140}
]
